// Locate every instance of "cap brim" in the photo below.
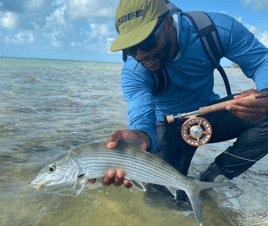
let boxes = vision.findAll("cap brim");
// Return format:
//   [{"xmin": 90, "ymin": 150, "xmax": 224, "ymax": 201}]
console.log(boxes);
[{"xmin": 110, "ymin": 18, "xmax": 158, "ymax": 52}]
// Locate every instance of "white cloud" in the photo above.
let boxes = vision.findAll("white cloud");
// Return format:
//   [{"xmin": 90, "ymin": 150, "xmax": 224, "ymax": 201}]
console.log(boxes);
[
  {"xmin": 50, "ymin": 36, "xmax": 62, "ymax": 47},
  {"xmin": 45, "ymin": 3, "xmax": 68, "ymax": 30},
  {"xmin": 5, "ymin": 32, "xmax": 35, "ymax": 45},
  {"xmin": 258, "ymin": 31, "xmax": 268, "ymax": 47},
  {"xmin": 90, "ymin": 23, "xmax": 114, "ymax": 37},
  {"xmin": 106, "ymin": 37, "xmax": 116, "ymax": 54},
  {"xmin": 67, "ymin": 0, "xmax": 119, "ymax": 21},
  {"xmin": 0, "ymin": 0, "xmax": 122, "ymax": 58},
  {"xmin": 241, "ymin": 0, "xmax": 268, "ymax": 11},
  {"xmin": 26, "ymin": 0, "xmax": 44, "ymax": 10},
  {"xmin": 43, "ymin": 3, "xmax": 70, "ymax": 47},
  {"xmin": 245, "ymin": 24, "xmax": 258, "ymax": 34},
  {"xmin": 77, "ymin": 22, "xmax": 116, "ymax": 53},
  {"xmin": 0, "ymin": 11, "xmax": 18, "ymax": 29},
  {"xmin": 234, "ymin": 16, "xmax": 243, "ymax": 23},
  {"xmin": 43, "ymin": 30, "xmax": 64, "ymax": 47}
]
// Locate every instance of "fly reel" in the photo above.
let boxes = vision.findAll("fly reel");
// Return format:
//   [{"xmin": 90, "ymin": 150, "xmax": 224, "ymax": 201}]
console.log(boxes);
[
  {"xmin": 166, "ymin": 94, "xmax": 260, "ymax": 146},
  {"xmin": 181, "ymin": 117, "xmax": 212, "ymax": 147}
]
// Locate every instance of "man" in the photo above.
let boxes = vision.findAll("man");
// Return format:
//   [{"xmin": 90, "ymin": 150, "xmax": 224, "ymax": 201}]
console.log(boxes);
[{"xmin": 89, "ymin": 0, "xmax": 268, "ymax": 200}]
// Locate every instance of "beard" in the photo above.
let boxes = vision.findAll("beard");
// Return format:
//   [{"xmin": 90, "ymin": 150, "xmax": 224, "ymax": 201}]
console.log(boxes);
[{"xmin": 157, "ymin": 33, "xmax": 172, "ymax": 67}]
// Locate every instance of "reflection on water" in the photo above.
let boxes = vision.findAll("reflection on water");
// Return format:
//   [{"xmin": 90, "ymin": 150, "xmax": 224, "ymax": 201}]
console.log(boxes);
[{"xmin": 0, "ymin": 58, "xmax": 268, "ymax": 226}]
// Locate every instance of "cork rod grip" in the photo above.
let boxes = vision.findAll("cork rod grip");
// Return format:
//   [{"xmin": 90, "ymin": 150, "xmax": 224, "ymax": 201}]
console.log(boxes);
[
  {"xmin": 199, "ymin": 94, "xmax": 256, "ymax": 115},
  {"xmin": 164, "ymin": 115, "xmax": 175, "ymax": 124}
]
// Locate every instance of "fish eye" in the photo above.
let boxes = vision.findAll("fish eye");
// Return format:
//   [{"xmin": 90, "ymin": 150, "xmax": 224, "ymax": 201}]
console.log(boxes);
[{"xmin": 47, "ymin": 165, "xmax": 56, "ymax": 174}]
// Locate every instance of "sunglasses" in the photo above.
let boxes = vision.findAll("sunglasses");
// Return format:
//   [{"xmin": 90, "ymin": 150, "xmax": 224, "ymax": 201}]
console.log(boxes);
[{"xmin": 123, "ymin": 16, "xmax": 168, "ymax": 56}]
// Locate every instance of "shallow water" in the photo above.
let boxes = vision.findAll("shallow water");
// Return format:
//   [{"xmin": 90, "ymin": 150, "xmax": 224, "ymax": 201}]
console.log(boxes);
[{"xmin": 0, "ymin": 58, "xmax": 268, "ymax": 226}]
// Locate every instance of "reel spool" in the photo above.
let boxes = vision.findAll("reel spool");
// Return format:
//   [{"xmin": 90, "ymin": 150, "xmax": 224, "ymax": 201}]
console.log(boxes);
[{"xmin": 181, "ymin": 117, "xmax": 212, "ymax": 147}]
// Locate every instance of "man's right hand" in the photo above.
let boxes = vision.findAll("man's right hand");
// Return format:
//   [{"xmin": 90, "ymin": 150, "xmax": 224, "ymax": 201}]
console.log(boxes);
[{"xmin": 88, "ymin": 129, "xmax": 150, "ymax": 188}]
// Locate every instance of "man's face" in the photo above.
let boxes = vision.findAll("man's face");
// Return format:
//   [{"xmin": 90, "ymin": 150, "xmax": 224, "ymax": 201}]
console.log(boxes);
[
  {"xmin": 134, "ymin": 29, "xmax": 172, "ymax": 72},
  {"xmin": 129, "ymin": 15, "xmax": 176, "ymax": 72}
]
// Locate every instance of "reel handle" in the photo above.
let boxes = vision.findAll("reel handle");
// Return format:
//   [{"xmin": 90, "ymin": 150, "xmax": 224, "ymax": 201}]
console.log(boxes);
[{"xmin": 199, "ymin": 94, "xmax": 255, "ymax": 115}]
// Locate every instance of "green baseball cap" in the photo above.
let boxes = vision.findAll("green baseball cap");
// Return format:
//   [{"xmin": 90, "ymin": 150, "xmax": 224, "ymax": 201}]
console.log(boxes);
[{"xmin": 110, "ymin": 0, "xmax": 168, "ymax": 52}]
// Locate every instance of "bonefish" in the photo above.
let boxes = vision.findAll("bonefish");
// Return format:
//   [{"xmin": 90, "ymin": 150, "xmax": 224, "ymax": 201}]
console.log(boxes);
[{"xmin": 29, "ymin": 142, "xmax": 236, "ymax": 225}]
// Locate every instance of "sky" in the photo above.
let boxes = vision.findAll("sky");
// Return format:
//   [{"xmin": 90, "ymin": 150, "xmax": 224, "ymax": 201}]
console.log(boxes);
[{"xmin": 0, "ymin": 0, "xmax": 267, "ymax": 66}]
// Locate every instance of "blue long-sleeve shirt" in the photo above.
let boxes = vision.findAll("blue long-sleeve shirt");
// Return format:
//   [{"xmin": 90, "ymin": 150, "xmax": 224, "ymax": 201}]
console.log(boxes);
[{"xmin": 120, "ymin": 12, "xmax": 268, "ymax": 153}]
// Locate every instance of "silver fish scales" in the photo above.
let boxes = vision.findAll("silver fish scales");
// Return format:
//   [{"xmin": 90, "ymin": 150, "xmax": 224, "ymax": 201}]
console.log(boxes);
[{"xmin": 29, "ymin": 142, "xmax": 236, "ymax": 225}]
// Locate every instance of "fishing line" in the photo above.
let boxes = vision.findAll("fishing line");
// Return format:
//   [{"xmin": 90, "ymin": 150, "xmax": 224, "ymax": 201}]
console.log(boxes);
[
  {"xmin": 215, "ymin": 187, "xmax": 245, "ymax": 201},
  {"xmin": 224, "ymin": 152, "xmax": 268, "ymax": 164},
  {"xmin": 216, "ymin": 186, "xmax": 245, "ymax": 201}
]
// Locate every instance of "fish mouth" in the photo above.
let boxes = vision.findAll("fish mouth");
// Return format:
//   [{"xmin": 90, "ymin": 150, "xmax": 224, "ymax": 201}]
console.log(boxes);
[
  {"xmin": 36, "ymin": 184, "xmax": 44, "ymax": 190},
  {"xmin": 29, "ymin": 181, "xmax": 44, "ymax": 190}
]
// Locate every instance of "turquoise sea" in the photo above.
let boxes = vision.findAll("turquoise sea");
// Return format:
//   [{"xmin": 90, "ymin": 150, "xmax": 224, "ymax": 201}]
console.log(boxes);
[{"xmin": 0, "ymin": 57, "xmax": 268, "ymax": 226}]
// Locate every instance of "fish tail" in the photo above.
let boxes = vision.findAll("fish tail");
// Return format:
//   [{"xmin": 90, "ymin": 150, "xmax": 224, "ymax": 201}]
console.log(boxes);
[{"xmin": 185, "ymin": 180, "xmax": 237, "ymax": 225}]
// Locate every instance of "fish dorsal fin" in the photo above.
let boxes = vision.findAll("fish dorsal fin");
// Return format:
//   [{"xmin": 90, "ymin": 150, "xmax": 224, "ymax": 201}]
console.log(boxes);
[
  {"xmin": 129, "ymin": 180, "xmax": 146, "ymax": 192},
  {"xmin": 167, "ymin": 186, "xmax": 177, "ymax": 197},
  {"xmin": 74, "ymin": 174, "xmax": 87, "ymax": 195}
]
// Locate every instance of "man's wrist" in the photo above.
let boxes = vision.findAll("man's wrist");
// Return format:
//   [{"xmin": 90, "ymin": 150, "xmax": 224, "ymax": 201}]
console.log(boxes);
[{"xmin": 137, "ymin": 130, "xmax": 150, "ymax": 148}]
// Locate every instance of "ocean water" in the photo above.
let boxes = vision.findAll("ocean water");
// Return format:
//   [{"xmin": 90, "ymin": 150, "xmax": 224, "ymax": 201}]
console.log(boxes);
[{"xmin": 0, "ymin": 57, "xmax": 268, "ymax": 226}]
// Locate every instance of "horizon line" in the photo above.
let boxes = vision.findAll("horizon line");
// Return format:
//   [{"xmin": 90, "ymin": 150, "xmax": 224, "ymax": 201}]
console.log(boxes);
[{"xmin": 0, "ymin": 56, "xmax": 124, "ymax": 64}]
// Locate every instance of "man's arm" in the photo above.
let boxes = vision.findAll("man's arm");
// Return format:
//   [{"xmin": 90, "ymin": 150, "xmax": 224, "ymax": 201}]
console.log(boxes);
[
  {"xmin": 222, "ymin": 15, "xmax": 268, "ymax": 119},
  {"xmin": 89, "ymin": 59, "xmax": 155, "ymax": 188},
  {"xmin": 223, "ymin": 15, "xmax": 268, "ymax": 91},
  {"xmin": 120, "ymin": 59, "xmax": 160, "ymax": 153}
]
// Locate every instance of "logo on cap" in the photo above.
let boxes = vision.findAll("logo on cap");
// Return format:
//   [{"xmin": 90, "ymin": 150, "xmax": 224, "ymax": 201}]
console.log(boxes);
[{"xmin": 118, "ymin": 9, "xmax": 144, "ymax": 26}]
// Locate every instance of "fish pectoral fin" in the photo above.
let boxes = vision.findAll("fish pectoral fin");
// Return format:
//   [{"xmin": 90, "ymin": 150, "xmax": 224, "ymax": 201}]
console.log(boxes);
[
  {"xmin": 167, "ymin": 187, "xmax": 178, "ymax": 197},
  {"xmin": 129, "ymin": 180, "xmax": 146, "ymax": 192},
  {"xmin": 74, "ymin": 174, "xmax": 87, "ymax": 195}
]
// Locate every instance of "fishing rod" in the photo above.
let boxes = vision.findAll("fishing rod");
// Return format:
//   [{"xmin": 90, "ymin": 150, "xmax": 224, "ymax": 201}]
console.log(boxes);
[{"xmin": 164, "ymin": 93, "xmax": 268, "ymax": 147}]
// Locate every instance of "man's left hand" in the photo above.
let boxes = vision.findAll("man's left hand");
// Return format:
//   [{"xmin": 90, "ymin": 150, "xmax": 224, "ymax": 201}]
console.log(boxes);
[{"xmin": 226, "ymin": 89, "xmax": 268, "ymax": 121}]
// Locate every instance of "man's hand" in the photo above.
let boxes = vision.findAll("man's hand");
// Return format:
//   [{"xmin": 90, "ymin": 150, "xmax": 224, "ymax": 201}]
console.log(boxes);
[
  {"xmin": 107, "ymin": 129, "xmax": 150, "ymax": 151},
  {"xmin": 88, "ymin": 169, "xmax": 132, "ymax": 188},
  {"xmin": 88, "ymin": 129, "xmax": 150, "ymax": 188},
  {"xmin": 226, "ymin": 89, "xmax": 268, "ymax": 121}
]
